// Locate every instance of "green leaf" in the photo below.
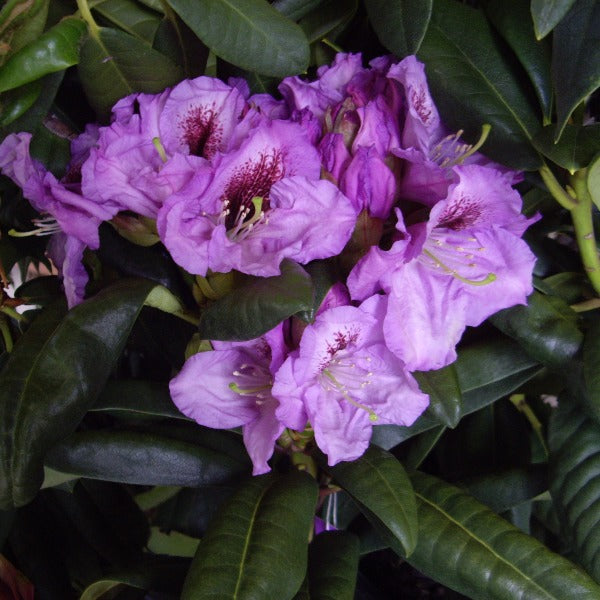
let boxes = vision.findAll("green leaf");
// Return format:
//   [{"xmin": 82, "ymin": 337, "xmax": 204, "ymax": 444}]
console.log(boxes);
[
  {"xmin": 583, "ymin": 317, "xmax": 600, "ymax": 424},
  {"xmin": 0, "ymin": 79, "xmax": 42, "ymax": 126},
  {"xmin": 552, "ymin": 0, "xmax": 600, "ymax": 140},
  {"xmin": 272, "ymin": 0, "xmax": 323, "ymax": 21},
  {"xmin": 198, "ymin": 260, "xmax": 313, "ymax": 341},
  {"xmin": 0, "ymin": 278, "xmax": 155, "ymax": 509},
  {"xmin": 417, "ymin": 0, "xmax": 542, "ymax": 170},
  {"xmin": 78, "ymin": 26, "xmax": 183, "ymax": 121},
  {"xmin": 181, "ymin": 471, "xmax": 318, "ymax": 600},
  {"xmin": 531, "ymin": 0, "xmax": 577, "ymax": 39},
  {"xmin": 93, "ymin": 0, "xmax": 161, "ymax": 42},
  {"xmin": 490, "ymin": 291, "xmax": 583, "ymax": 369},
  {"xmin": 485, "ymin": 0, "xmax": 552, "ymax": 121},
  {"xmin": 400, "ymin": 471, "xmax": 600, "ymax": 599},
  {"xmin": 588, "ymin": 152, "xmax": 600, "ymax": 210},
  {"xmin": 414, "ymin": 363, "xmax": 462, "ymax": 428},
  {"xmin": 549, "ymin": 397, "xmax": 600, "ymax": 581},
  {"xmin": 91, "ymin": 379, "xmax": 189, "ymax": 420},
  {"xmin": 327, "ymin": 446, "xmax": 418, "ymax": 556},
  {"xmin": 0, "ymin": 17, "xmax": 86, "ymax": 92},
  {"xmin": 365, "ymin": 0, "xmax": 432, "ymax": 56},
  {"xmin": 306, "ymin": 531, "xmax": 359, "ymax": 600},
  {"xmin": 0, "ymin": 0, "xmax": 49, "ymax": 64},
  {"xmin": 532, "ymin": 124, "xmax": 600, "ymax": 173},
  {"xmin": 296, "ymin": 259, "xmax": 339, "ymax": 323},
  {"xmin": 299, "ymin": 0, "xmax": 357, "ymax": 45},
  {"xmin": 45, "ymin": 430, "xmax": 247, "ymax": 486},
  {"xmin": 166, "ymin": 0, "xmax": 309, "ymax": 77}
]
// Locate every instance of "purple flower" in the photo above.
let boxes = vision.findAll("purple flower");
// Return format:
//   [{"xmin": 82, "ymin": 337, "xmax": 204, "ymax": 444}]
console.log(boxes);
[
  {"xmin": 169, "ymin": 325, "xmax": 288, "ymax": 475},
  {"xmin": 157, "ymin": 119, "xmax": 357, "ymax": 276},
  {"xmin": 272, "ymin": 295, "xmax": 429, "ymax": 466},
  {"xmin": 348, "ymin": 164, "xmax": 538, "ymax": 371}
]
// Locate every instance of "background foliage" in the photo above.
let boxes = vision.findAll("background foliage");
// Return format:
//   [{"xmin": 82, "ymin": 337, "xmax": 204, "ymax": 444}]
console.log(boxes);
[{"xmin": 0, "ymin": 0, "xmax": 599, "ymax": 598}]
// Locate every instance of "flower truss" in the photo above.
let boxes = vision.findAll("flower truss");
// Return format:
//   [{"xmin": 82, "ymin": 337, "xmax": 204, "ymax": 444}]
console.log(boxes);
[{"xmin": 0, "ymin": 52, "xmax": 538, "ymax": 473}]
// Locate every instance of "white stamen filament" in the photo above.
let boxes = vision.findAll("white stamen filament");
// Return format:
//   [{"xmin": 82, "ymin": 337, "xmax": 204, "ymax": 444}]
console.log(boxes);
[{"xmin": 9, "ymin": 216, "xmax": 62, "ymax": 237}]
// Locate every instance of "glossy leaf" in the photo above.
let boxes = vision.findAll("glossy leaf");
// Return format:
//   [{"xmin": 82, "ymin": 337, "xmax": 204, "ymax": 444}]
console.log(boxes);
[
  {"xmin": 327, "ymin": 446, "xmax": 418, "ymax": 556},
  {"xmin": 399, "ymin": 471, "xmax": 600, "ymax": 599},
  {"xmin": 365, "ymin": 0, "xmax": 432, "ymax": 56},
  {"xmin": 549, "ymin": 398, "xmax": 600, "ymax": 581},
  {"xmin": 0, "ymin": 278, "xmax": 155, "ymax": 509},
  {"xmin": 588, "ymin": 152, "xmax": 600, "ymax": 211},
  {"xmin": 485, "ymin": 0, "xmax": 552, "ymax": 120},
  {"xmin": 0, "ymin": 17, "xmax": 86, "ymax": 93},
  {"xmin": 490, "ymin": 291, "xmax": 583, "ymax": 369},
  {"xmin": 296, "ymin": 259, "xmax": 339, "ymax": 323},
  {"xmin": 372, "ymin": 336, "xmax": 542, "ymax": 449},
  {"xmin": 166, "ymin": 0, "xmax": 309, "ymax": 77},
  {"xmin": 0, "ymin": 80, "xmax": 42, "ymax": 126},
  {"xmin": 584, "ymin": 316, "xmax": 600, "ymax": 422},
  {"xmin": 93, "ymin": 0, "xmax": 161, "ymax": 42},
  {"xmin": 552, "ymin": 0, "xmax": 600, "ymax": 140},
  {"xmin": 414, "ymin": 363, "xmax": 462, "ymax": 428},
  {"xmin": 306, "ymin": 531, "xmax": 359, "ymax": 600},
  {"xmin": 531, "ymin": 0, "xmax": 577, "ymax": 39},
  {"xmin": 299, "ymin": 0, "xmax": 357, "ymax": 45},
  {"xmin": 532, "ymin": 124, "xmax": 600, "ymax": 173},
  {"xmin": 272, "ymin": 0, "xmax": 323, "ymax": 20},
  {"xmin": 45, "ymin": 430, "xmax": 247, "ymax": 486},
  {"xmin": 181, "ymin": 471, "xmax": 318, "ymax": 600},
  {"xmin": 0, "ymin": 0, "xmax": 48, "ymax": 63},
  {"xmin": 417, "ymin": 0, "xmax": 542, "ymax": 170},
  {"xmin": 78, "ymin": 26, "xmax": 182, "ymax": 120},
  {"xmin": 199, "ymin": 260, "xmax": 313, "ymax": 341}
]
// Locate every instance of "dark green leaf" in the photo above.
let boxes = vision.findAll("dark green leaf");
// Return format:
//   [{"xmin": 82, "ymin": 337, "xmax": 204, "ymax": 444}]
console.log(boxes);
[
  {"xmin": 549, "ymin": 397, "xmax": 600, "ymax": 580},
  {"xmin": 181, "ymin": 471, "xmax": 318, "ymax": 600},
  {"xmin": 14, "ymin": 275, "xmax": 61, "ymax": 306},
  {"xmin": 327, "ymin": 446, "xmax": 418, "ymax": 556},
  {"xmin": 404, "ymin": 425, "xmax": 446, "ymax": 469},
  {"xmin": 0, "ymin": 0, "xmax": 49, "ymax": 63},
  {"xmin": 199, "ymin": 260, "xmax": 313, "ymax": 341},
  {"xmin": 399, "ymin": 471, "xmax": 600, "ymax": 599},
  {"xmin": 584, "ymin": 318, "xmax": 600, "ymax": 426},
  {"xmin": 0, "ymin": 79, "xmax": 42, "ymax": 126},
  {"xmin": 417, "ymin": 0, "xmax": 542, "ymax": 170},
  {"xmin": 365, "ymin": 0, "xmax": 432, "ymax": 56},
  {"xmin": 490, "ymin": 291, "xmax": 583, "ymax": 368},
  {"xmin": 461, "ymin": 465, "xmax": 548, "ymax": 512},
  {"xmin": 299, "ymin": 0, "xmax": 357, "ymax": 45},
  {"xmin": 272, "ymin": 0, "xmax": 323, "ymax": 20},
  {"xmin": 91, "ymin": 379, "xmax": 189, "ymax": 420},
  {"xmin": 93, "ymin": 0, "xmax": 161, "ymax": 42},
  {"xmin": 485, "ymin": 0, "xmax": 552, "ymax": 120},
  {"xmin": 0, "ymin": 278, "xmax": 155, "ymax": 509},
  {"xmin": 45, "ymin": 430, "xmax": 247, "ymax": 486},
  {"xmin": 531, "ymin": 0, "xmax": 577, "ymax": 39},
  {"xmin": 414, "ymin": 363, "xmax": 462, "ymax": 428},
  {"xmin": 552, "ymin": 0, "xmax": 600, "ymax": 140},
  {"xmin": 0, "ymin": 17, "xmax": 86, "ymax": 93},
  {"xmin": 306, "ymin": 531, "xmax": 359, "ymax": 600},
  {"xmin": 78, "ymin": 26, "xmax": 183, "ymax": 121},
  {"xmin": 29, "ymin": 124, "xmax": 71, "ymax": 177},
  {"xmin": 296, "ymin": 259, "xmax": 339, "ymax": 323},
  {"xmin": 166, "ymin": 0, "xmax": 309, "ymax": 77},
  {"xmin": 532, "ymin": 124, "xmax": 600, "ymax": 172},
  {"xmin": 588, "ymin": 151, "xmax": 600, "ymax": 210}
]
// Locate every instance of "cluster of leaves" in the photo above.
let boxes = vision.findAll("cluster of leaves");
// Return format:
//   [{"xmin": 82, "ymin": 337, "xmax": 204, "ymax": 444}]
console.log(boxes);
[{"xmin": 0, "ymin": 0, "xmax": 600, "ymax": 598}]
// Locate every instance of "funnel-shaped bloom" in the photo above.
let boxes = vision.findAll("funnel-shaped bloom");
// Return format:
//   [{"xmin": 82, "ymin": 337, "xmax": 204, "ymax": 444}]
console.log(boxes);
[
  {"xmin": 349, "ymin": 164, "xmax": 537, "ymax": 371},
  {"xmin": 169, "ymin": 326, "xmax": 287, "ymax": 475},
  {"xmin": 158, "ymin": 120, "xmax": 357, "ymax": 276},
  {"xmin": 272, "ymin": 294, "xmax": 429, "ymax": 465}
]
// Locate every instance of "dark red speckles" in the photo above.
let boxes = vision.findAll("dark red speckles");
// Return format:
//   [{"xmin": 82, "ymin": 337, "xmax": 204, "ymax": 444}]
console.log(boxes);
[
  {"xmin": 222, "ymin": 150, "xmax": 284, "ymax": 229},
  {"xmin": 438, "ymin": 195, "xmax": 482, "ymax": 230},
  {"xmin": 179, "ymin": 104, "xmax": 223, "ymax": 159},
  {"xmin": 326, "ymin": 328, "xmax": 360, "ymax": 358},
  {"xmin": 411, "ymin": 87, "xmax": 432, "ymax": 125}
]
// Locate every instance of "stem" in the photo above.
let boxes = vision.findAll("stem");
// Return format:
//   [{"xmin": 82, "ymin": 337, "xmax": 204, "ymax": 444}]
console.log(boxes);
[
  {"xmin": 539, "ymin": 163, "xmax": 577, "ymax": 210},
  {"xmin": 76, "ymin": 0, "xmax": 100, "ymax": 37},
  {"xmin": 322, "ymin": 38, "xmax": 343, "ymax": 53},
  {"xmin": 0, "ymin": 316, "xmax": 12, "ymax": 352},
  {"xmin": 571, "ymin": 298, "xmax": 600, "ymax": 313},
  {"xmin": 0, "ymin": 305, "xmax": 25, "ymax": 322},
  {"xmin": 570, "ymin": 169, "xmax": 600, "ymax": 296},
  {"xmin": 510, "ymin": 394, "xmax": 549, "ymax": 458}
]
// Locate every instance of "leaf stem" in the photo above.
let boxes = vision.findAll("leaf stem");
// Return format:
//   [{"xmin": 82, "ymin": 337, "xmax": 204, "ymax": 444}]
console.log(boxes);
[
  {"xmin": 509, "ymin": 394, "xmax": 548, "ymax": 458},
  {"xmin": 0, "ymin": 315, "xmax": 12, "ymax": 352},
  {"xmin": 570, "ymin": 168, "xmax": 600, "ymax": 296},
  {"xmin": 76, "ymin": 0, "xmax": 100, "ymax": 38},
  {"xmin": 539, "ymin": 163, "xmax": 577, "ymax": 210}
]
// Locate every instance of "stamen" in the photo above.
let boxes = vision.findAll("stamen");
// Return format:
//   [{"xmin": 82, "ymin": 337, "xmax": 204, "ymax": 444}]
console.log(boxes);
[
  {"xmin": 229, "ymin": 382, "xmax": 272, "ymax": 396},
  {"xmin": 322, "ymin": 369, "xmax": 378, "ymax": 422},
  {"xmin": 226, "ymin": 196, "xmax": 267, "ymax": 241},
  {"xmin": 9, "ymin": 216, "xmax": 62, "ymax": 237},
  {"xmin": 422, "ymin": 249, "xmax": 496, "ymax": 286},
  {"xmin": 152, "ymin": 137, "xmax": 168, "ymax": 163}
]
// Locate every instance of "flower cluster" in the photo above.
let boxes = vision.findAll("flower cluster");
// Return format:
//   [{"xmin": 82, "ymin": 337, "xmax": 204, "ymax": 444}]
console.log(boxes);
[{"xmin": 0, "ymin": 53, "xmax": 537, "ymax": 473}]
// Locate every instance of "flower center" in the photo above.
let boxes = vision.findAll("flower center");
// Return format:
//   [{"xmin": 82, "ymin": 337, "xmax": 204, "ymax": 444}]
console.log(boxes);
[
  {"xmin": 229, "ymin": 362, "xmax": 273, "ymax": 405},
  {"xmin": 179, "ymin": 104, "xmax": 222, "ymax": 158},
  {"xmin": 429, "ymin": 124, "xmax": 491, "ymax": 168},
  {"xmin": 9, "ymin": 215, "xmax": 62, "ymax": 237}
]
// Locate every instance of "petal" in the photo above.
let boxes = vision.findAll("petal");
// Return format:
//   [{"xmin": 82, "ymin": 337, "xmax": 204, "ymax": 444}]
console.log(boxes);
[
  {"xmin": 47, "ymin": 234, "xmax": 89, "ymax": 308},
  {"xmin": 272, "ymin": 354, "xmax": 308, "ymax": 431},
  {"xmin": 243, "ymin": 397, "xmax": 284, "ymax": 475}
]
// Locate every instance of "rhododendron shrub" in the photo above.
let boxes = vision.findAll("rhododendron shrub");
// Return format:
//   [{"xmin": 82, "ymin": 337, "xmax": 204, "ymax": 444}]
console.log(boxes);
[{"xmin": 0, "ymin": 2, "xmax": 598, "ymax": 598}]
